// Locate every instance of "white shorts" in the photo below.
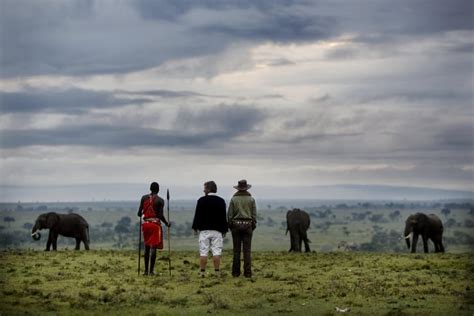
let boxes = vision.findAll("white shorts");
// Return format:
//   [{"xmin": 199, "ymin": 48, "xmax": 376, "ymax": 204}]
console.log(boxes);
[{"xmin": 199, "ymin": 230, "xmax": 223, "ymax": 257}]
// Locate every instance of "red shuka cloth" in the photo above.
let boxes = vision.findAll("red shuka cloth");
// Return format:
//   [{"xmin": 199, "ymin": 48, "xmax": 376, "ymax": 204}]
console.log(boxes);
[{"xmin": 142, "ymin": 221, "xmax": 163, "ymax": 249}]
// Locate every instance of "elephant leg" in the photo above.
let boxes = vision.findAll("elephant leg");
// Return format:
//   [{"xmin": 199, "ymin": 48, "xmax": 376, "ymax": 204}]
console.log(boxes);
[
  {"xmin": 422, "ymin": 235, "xmax": 429, "ymax": 253},
  {"xmin": 52, "ymin": 232, "xmax": 58, "ymax": 251},
  {"xmin": 46, "ymin": 232, "xmax": 53, "ymax": 251},
  {"xmin": 302, "ymin": 231, "xmax": 310, "ymax": 252},
  {"xmin": 83, "ymin": 239, "xmax": 90, "ymax": 250},
  {"xmin": 411, "ymin": 234, "xmax": 419, "ymax": 253},
  {"xmin": 294, "ymin": 234, "xmax": 301, "ymax": 252},
  {"xmin": 439, "ymin": 240, "xmax": 445, "ymax": 253},
  {"xmin": 82, "ymin": 229, "xmax": 90, "ymax": 250},
  {"xmin": 45, "ymin": 230, "xmax": 56, "ymax": 251},
  {"xmin": 289, "ymin": 232, "xmax": 294, "ymax": 252},
  {"xmin": 75, "ymin": 238, "xmax": 81, "ymax": 250},
  {"xmin": 434, "ymin": 236, "xmax": 444, "ymax": 253},
  {"xmin": 298, "ymin": 234, "xmax": 303, "ymax": 252}
]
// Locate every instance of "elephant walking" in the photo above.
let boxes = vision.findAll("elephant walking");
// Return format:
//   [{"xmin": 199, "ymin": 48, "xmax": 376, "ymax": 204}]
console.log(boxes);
[
  {"xmin": 404, "ymin": 213, "xmax": 444, "ymax": 253},
  {"xmin": 286, "ymin": 208, "xmax": 311, "ymax": 252},
  {"xmin": 31, "ymin": 212, "xmax": 90, "ymax": 251}
]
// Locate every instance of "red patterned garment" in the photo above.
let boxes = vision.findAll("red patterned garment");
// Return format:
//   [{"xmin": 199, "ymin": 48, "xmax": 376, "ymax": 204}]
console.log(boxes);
[{"xmin": 142, "ymin": 220, "xmax": 163, "ymax": 249}]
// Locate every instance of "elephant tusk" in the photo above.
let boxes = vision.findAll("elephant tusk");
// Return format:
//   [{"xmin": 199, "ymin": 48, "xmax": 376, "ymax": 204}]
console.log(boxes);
[
  {"xmin": 404, "ymin": 232, "xmax": 413, "ymax": 239},
  {"xmin": 31, "ymin": 230, "xmax": 40, "ymax": 237}
]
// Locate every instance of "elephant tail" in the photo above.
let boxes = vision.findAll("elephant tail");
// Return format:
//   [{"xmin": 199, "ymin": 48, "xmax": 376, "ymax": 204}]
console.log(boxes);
[{"xmin": 85, "ymin": 226, "xmax": 90, "ymax": 244}]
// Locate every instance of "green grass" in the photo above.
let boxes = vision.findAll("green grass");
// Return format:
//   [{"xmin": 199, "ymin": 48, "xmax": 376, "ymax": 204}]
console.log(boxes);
[{"xmin": 1, "ymin": 250, "xmax": 473, "ymax": 315}]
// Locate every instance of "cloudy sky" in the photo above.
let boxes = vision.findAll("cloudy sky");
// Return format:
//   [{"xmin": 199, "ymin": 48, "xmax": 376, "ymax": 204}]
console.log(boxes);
[{"xmin": 0, "ymin": 0, "xmax": 473, "ymax": 201}]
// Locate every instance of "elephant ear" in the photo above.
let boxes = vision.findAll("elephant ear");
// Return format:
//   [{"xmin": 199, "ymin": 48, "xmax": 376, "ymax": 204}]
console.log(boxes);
[{"xmin": 46, "ymin": 212, "xmax": 60, "ymax": 229}]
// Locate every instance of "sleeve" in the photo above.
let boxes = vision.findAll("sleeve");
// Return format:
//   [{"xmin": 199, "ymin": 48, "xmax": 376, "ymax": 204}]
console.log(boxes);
[
  {"xmin": 220, "ymin": 200, "xmax": 228, "ymax": 233},
  {"xmin": 227, "ymin": 198, "xmax": 235, "ymax": 224},
  {"xmin": 251, "ymin": 198, "xmax": 257, "ymax": 224},
  {"xmin": 192, "ymin": 199, "xmax": 201, "ymax": 231},
  {"xmin": 137, "ymin": 196, "xmax": 144, "ymax": 217},
  {"xmin": 155, "ymin": 197, "xmax": 168, "ymax": 226}
]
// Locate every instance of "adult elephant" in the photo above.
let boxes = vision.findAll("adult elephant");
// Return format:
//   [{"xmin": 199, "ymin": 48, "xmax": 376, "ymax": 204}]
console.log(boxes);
[
  {"xmin": 31, "ymin": 212, "xmax": 90, "ymax": 251},
  {"xmin": 286, "ymin": 208, "xmax": 311, "ymax": 252},
  {"xmin": 404, "ymin": 213, "xmax": 444, "ymax": 253}
]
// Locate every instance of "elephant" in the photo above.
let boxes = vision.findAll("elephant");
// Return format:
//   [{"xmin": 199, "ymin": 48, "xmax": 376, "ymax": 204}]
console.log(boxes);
[
  {"xmin": 31, "ymin": 212, "xmax": 90, "ymax": 251},
  {"xmin": 404, "ymin": 213, "xmax": 444, "ymax": 253},
  {"xmin": 286, "ymin": 208, "xmax": 311, "ymax": 252}
]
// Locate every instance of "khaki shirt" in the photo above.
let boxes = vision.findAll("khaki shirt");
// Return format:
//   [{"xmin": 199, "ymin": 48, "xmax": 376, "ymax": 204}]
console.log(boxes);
[{"xmin": 227, "ymin": 191, "xmax": 257, "ymax": 224}]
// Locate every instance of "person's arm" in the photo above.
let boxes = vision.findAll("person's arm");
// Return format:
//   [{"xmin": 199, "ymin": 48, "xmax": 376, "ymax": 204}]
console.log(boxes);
[
  {"xmin": 227, "ymin": 198, "xmax": 235, "ymax": 224},
  {"xmin": 220, "ymin": 200, "xmax": 228, "ymax": 234},
  {"xmin": 155, "ymin": 198, "xmax": 170, "ymax": 226},
  {"xmin": 137, "ymin": 196, "xmax": 144, "ymax": 217},
  {"xmin": 251, "ymin": 198, "xmax": 257, "ymax": 230},
  {"xmin": 192, "ymin": 199, "xmax": 201, "ymax": 234}
]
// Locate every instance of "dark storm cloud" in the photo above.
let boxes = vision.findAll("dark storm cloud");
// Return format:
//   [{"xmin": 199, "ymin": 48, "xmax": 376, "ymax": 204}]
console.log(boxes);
[
  {"xmin": 0, "ymin": 125, "xmax": 208, "ymax": 148},
  {"xmin": 175, "ymin": 104, "xmax": 266, "ymax": 134},
  {"xmin": 0, "ymin": 105, "xmax": 266, "ymax": 149},
  {"xmin": 1, "ymin": 0, "xmax": 471, "ymax": 78},
  {"xmin": 337, "ymin": 0, "xmax": 473, "ymax": 43},
  {"xmin": 134, "ymin": 0, "xmax": 298, "ymax": 20},
  {"xmin": 435, "ymin": 124, "xmax": 474, "ymax": 149},
  {"xmin": 0, "ymin": 88, "xmax": 152, "ymax": 114}
]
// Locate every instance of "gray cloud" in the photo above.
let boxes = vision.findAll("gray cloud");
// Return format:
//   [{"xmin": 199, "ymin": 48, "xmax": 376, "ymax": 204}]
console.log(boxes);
[
  {"xmin": 2, "ymin": 0, "xmax": 335, "ymax": 78},
  {"xmin": 5, "ymin": 0, "xmax": 470, "ymax": 78},
  {"xmin": 435, "ymin": 124, "xmax": 474, "ymax": 150},
  {"xmin": 0, "ymin": 88, "xmax": 152, "ymax": 114},
  {"xmin": 0, "ymin": 104, "xmax": 266, "ymax": 149},
  {"xmin": 0, "ymin": 0, "xmax": 472, "ymax": 194},
  {"xmin": 120, "ymin": 89, "xmax": 208, "ymax": 99},
  {"xmin": 175, "ymin": 104, "xmax": 265, "ymax": 135}
]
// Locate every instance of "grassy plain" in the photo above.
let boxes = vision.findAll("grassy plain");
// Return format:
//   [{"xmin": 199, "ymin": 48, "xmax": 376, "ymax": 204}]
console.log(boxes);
[{"xmin": 1, "ymin": 250, "xmax": 473, "ymax": 315}]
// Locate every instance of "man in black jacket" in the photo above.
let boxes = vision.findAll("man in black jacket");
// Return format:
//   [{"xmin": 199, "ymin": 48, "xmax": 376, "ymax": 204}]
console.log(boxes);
[{"xmin": 192, "ymin": 181, "xmax": 228, "ymax": 277}]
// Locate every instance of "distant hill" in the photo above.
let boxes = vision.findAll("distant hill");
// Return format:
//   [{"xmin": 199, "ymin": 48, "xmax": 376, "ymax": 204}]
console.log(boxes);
[
  {"xmin": 0, "ymin": 183, "xmax": 472, "ymax": 202},
  {"xmin": 255, "ymin": 184, "xmax": 474, "ymax": 201}
]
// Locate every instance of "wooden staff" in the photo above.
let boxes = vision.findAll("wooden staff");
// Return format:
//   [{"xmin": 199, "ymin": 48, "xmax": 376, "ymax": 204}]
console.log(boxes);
[{"xmin": 167, "ymin": 189, "xmax": 171, "ymax": 276}]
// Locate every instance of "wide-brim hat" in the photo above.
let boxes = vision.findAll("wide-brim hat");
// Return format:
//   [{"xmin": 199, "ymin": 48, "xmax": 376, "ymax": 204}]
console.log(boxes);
[{"xmin": 233, "ymin": 179, "xmax": 251, "ymax": 191}]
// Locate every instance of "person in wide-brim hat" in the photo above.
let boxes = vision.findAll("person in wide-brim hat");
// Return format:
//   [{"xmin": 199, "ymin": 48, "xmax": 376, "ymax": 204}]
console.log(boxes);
[
  {"xmin": 233, "ymin": 179, "xmax": 251, "ymax": 191},
  {"xmin": 228, "ymin": 179, "xmax": 256, "ymax": 278}
]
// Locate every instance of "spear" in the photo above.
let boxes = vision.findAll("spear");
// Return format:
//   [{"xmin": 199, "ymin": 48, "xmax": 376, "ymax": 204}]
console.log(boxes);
[
  {"xmin": 167, "ymin": 189, "xmax": 171, "ymax": 276},
  {"xmin": 138, "ymin": 213, "xmax": 142, "ymax": 276}
]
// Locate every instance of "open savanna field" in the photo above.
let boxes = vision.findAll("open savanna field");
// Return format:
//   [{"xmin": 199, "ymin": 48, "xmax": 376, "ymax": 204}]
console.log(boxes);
[
  {"xmin": 1, "ymin": 200, "xmax": 473, "ymax": 315},
  {"xmin": 1, "ymin": 250, "xmax": 473, "ymax": 315}
]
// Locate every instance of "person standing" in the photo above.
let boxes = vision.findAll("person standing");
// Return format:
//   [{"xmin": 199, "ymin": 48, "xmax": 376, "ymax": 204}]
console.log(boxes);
[
  {"xmin": 137, "ymin": 182, "xmax": 171, "ymax": 276},
  {"xmin": 192, "ymin": 181, "xmax": 228, "ymax": 277},
  {"xmin": 228, "ymin": 179, "xmax": 257, "ymax": 278}
]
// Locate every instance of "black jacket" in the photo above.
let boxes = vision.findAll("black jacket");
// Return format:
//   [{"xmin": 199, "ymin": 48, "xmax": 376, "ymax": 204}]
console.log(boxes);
[{"xmin": 192, "ymin": 195, "xmax": 228, "ymax": 234}]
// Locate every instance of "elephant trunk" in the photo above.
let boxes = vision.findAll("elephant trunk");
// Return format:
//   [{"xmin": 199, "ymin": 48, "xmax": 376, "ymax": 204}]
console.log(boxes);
[
  {"xmin": 31, "ymin": 223, "xmax": 41, "ymax": 240},
  {"xmin": 404, "ymin": 231, "xmax": 413, "ymax": 249}
]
